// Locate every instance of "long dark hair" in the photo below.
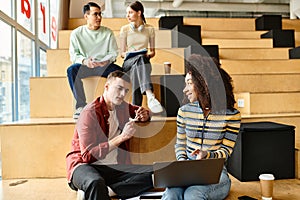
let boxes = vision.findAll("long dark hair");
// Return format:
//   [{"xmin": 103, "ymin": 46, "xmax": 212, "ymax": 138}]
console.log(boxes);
[
  {"xmin": 185, "ymin": 54, "xmax": 236, "ymax": 112},
  {"xmin": 128, "ymin": 1, "xmax": 146, "ymax": 24}
]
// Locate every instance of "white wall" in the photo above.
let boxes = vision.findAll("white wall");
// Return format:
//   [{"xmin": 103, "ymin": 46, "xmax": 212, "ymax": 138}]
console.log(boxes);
[{"xmin": 290, "ymin": 0, "xmax": 300, "ymax": 19}]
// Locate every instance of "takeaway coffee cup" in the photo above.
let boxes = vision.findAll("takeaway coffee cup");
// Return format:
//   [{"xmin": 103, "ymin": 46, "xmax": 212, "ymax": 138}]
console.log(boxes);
[
  {"xmin": 164, "ymin": 62, "xmax": 171, "ymax": 74},
  {"xmin": 259, "ymin": 174, "xmax": 275, "ymax": 200}
]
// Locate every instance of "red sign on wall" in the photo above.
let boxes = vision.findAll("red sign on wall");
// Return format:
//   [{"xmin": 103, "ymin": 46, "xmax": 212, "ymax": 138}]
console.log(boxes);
[{"xmin": 20, "ymin": 0, "xmax": 58, "ymax": 48}]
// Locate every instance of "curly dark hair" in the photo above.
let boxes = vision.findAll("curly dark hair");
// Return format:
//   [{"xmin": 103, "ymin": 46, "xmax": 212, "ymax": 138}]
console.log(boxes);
[{"xmin": 184, "ymin": 54, "xmax": 236, "ymax": 112}]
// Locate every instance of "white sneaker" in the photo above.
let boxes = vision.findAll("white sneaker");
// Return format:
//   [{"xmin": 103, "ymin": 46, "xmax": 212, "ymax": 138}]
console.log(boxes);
[
  {"xmin": 147, "ymin": 96, "xmax": 163, "ymax": 113},
  {"xmin": 73, "ymin": 107, "xmax": 83, "ymax": 119}
]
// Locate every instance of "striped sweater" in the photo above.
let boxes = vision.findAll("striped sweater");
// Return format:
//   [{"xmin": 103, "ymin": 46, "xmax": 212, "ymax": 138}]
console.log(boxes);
[{"xmin": 175, "ymin": 102, "xmax": 241, "ymax": 161}]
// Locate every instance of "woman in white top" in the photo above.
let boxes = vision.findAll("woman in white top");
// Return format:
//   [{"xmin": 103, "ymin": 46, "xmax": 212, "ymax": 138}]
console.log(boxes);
[{"xmin": 120, "ymin": 1, "xmax": 163, "ymax": 113}]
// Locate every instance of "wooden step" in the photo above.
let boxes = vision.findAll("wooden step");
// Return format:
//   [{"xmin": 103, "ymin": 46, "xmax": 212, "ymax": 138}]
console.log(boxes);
[
  {"xmin": 232, "ymin": 74, "xmax": 300, "ymax": 93},
  {"xmin": 30, "ymin": 77, "xmax": 74, "ymax": 118},
  {"xmin": 58, "ymin": 29, "xmax": 172, "ymax": 49},
  {"xmin": 65, "ymin": 18, "xmax": 299, "ymax": 47},
  {"xmin": 46, "ymin": 49, "xmax": 70, "ymax": 77},
  {"xmin": 204, "ymin": 31, "xmax": 298, "ymax": 48},
  {"xmin": 0, "ymin": 117, "xmax": 177, "ymax": 179},
  {"xmin": 30, "ymin": 74, "xmax": 300, "ymax": 118},
  {"xmin": 234, "ymin": 92, "xmax": 300, "ymax": 115},
  {"xmin": 247, "ymin": 92, "xmax": 300, "ymax": 114},
  {"xmin": 60, "ymin": 30, "xmax": 299, "ymax": 50},
  {"xmin": 202, "ymin": 38, "xmax": 273, "ymax": 48},
  {"xmin": 185, "ymin": 18, "xmax": 255, "ymax": 31},
  {"xmin": 219, "ymin": 48, "xmax": 289, "ymax": 60},
  {"xmin": 47, "ymin": 48, "xmax": 185, "ymax": 76},
  {"xmin": 0, "ymin": 120, "xmax": 75, "ymax": 179},
  {"xmin": 68, "ymin": 18, "xmax": 256, "ymax": 31},
  {"xmin": 184, "ymin": 18, "xmax": 300, "ymax": 31},
  {"xmin": 202, "ymin": 30, "xmax": 267, "ymax": 39},
  {"xmin": 68, "ymin": 18, "xmax": 159, "ymax": 30},
  {"xmin": 30, "ymin": 76, "xmax": 110, "ymax": 118},
  {"xmin": 1, "ymin": 113, "xmax": 299, "ymax": 179},
  {"xmin": 282, "ymin": 19, "xmax": 300, "ymax": 32},
  {"xmin": 68, "ymin": 18, "xmax": 300, "ymax": 32},
  {"xmin": 58, "ymin": 30, "xmax": 71, "ymax": 49},
  {"xmin": 221, "ymin": 59, "xmax": 300, "ymax": 75},
  {"xmin": 58, "ymin": 29, "xmax": 277, "ymax": 50},
  {"xmin": 30, "ymin": 76, "xmax": 162, "ymax": 118}
]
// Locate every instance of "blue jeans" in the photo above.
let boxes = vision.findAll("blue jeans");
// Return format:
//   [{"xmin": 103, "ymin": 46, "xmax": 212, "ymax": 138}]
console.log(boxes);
[
  {"xmin": 161, "ymin": 167, "xmax": 231, "ymax": 200},
  {"xmin": 67, "ymin": 63, "xmax": 122, "ymax": 109}
]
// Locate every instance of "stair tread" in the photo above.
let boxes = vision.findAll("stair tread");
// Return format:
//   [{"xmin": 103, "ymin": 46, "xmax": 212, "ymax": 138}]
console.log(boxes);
[{"xmin": 2, "ymin": 113, "xmax": 300, "ymax": 126}]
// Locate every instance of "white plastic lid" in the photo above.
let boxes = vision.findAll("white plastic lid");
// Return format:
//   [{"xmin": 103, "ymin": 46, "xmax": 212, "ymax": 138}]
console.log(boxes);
[
  {"xmin": 259, "ymin": 174, "xmax": 275, "ymax": 180},
  {"xmin": 262, "ymin": 197, "xmax": 272, "ymax": 200}
]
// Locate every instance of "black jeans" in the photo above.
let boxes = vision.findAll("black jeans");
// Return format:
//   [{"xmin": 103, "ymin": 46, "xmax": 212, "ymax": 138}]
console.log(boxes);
[{"xmin": 70, "ymin": 164, "xmax": 153, "ymax": 200}]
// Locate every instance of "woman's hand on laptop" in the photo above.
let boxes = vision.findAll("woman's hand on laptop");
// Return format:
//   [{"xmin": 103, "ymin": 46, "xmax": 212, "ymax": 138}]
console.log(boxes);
[{"xmin": 191, "ymin": 149, "xmax": 208, "ymax": 160}]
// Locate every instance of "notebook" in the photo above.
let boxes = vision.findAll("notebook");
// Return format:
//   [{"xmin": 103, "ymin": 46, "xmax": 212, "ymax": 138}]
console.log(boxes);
[
  {"xmin": 124, "ymin": 48, "xmax": 147, "ymax": 61},
  {"xmin": 153, "ymin": 158, "xmax": 225, "ymax": 188}
]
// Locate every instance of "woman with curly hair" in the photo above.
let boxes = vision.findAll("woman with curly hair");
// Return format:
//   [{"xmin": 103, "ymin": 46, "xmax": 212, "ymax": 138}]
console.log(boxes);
[{"xmin": 162, "ymin": 54, "xmax": 241, "ymax": 200}]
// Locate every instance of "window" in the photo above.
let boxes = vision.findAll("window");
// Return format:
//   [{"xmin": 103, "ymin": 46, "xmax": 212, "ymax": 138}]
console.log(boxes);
[
  {"xmin": 17, "ymin": 32, "xmax": 34, "ymax": 120},
  {"xmin": 17, "ymin": 0, "xmax": 35, "ymax": 33},
  {"xmin": 40, "ymin": 49, "xmax": 47, "ymax": 77},
  {"xmin": 0, "ymin": 1, "xmax": 13, "ymax": 18},
  {"xmin": 38, "ymin": 0, "xmax": 49, "ymax": 46},
  {"xmin": 0, "ymin": 0, "xmax": 60, "ymax": 123},
  {"xmin": 0, "ymin": 20, "xmax": 13, "ymax": 123}
]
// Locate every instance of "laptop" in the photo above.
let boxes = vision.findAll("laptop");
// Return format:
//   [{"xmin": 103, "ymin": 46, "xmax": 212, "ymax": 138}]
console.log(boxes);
[{"xmin": 153, "ymin": 158, "xmax": 225, "ymax": 188}]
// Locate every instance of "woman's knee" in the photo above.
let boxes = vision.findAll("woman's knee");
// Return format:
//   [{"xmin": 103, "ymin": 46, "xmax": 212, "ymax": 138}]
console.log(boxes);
[
  {"xmin": 162, "ymin": 187, "xmax": 184, "ymax": 200},
  {"xmin": 184, "ymin": 186, "xmax": 208, "ymax": 200}
]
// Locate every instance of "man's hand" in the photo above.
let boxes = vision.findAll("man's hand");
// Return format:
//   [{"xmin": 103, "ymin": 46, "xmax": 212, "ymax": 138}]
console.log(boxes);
[
  {"xmin": 120, "ymin": 120, "xmax": 136, "ymax": 141},
  {"xmin": 92, "ymin": 60, "xmax": 109, "ymax": 67},
  {"xmin": 108, "ymin": 120, "xmax": 135, "ymax": 152},
  {"xmin": 134, "ymin": 107, "xmax": 150, "ymax": 122},
  {"xmin": 83, "ymin": 58, "xmax": 109, "ymax": 68}
]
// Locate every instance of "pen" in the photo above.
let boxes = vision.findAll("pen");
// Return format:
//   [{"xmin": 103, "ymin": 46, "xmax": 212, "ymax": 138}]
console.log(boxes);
[{"xmin": 130, "ymin": 45, "xmax": 137, "ymax": 51}]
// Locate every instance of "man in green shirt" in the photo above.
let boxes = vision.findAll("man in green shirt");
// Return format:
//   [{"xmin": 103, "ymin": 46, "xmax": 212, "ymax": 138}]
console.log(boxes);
[{"xmin": 67, "ymin": 2, "xmax": 122, "ymax": 119}]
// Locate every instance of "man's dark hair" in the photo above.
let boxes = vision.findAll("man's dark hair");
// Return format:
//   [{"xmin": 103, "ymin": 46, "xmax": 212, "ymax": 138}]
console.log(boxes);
[
  {"xmin": 107, "ymin": 70, "xmax": 131, "ymax": 84},
  {"xmin": 83, "ymin": 2, "xmax": 101, "ymax": 14}
]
